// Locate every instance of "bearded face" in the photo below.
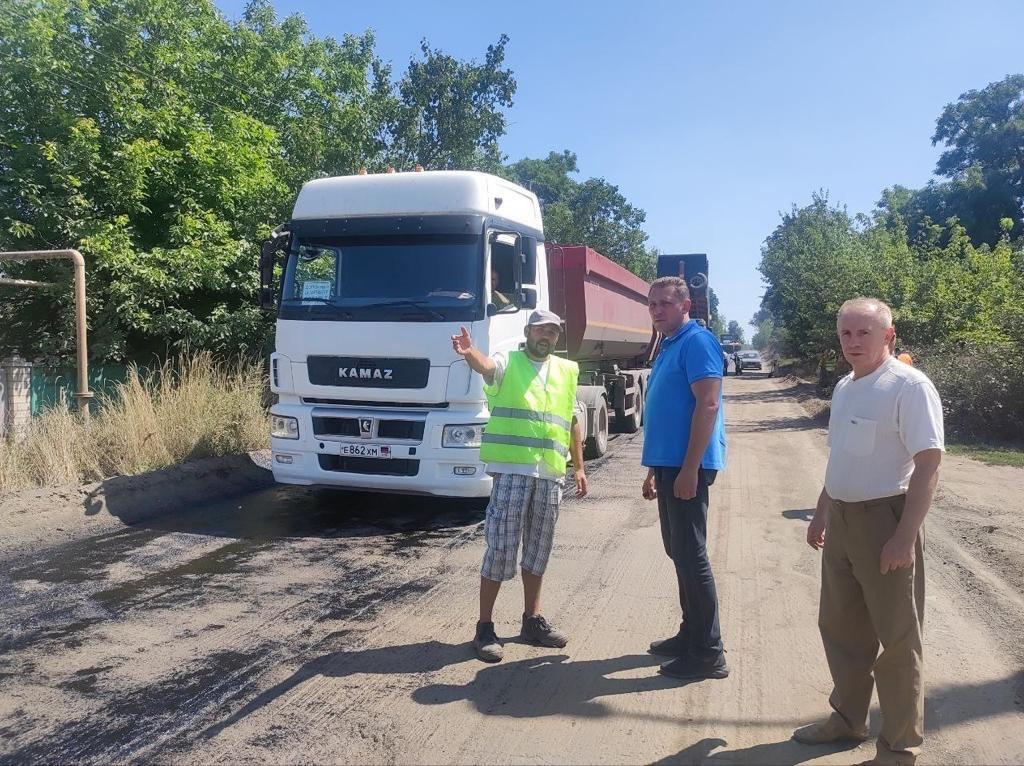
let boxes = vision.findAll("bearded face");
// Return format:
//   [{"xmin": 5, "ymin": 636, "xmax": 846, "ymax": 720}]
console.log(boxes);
[{"xmin": 525, "ymin": 324, "xmax": 560, "ymax": 360}]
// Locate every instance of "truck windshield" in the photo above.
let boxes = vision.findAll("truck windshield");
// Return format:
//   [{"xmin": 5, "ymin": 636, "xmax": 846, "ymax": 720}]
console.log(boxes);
[{"xmin": 280, "ymin": 234, "xmax": 481, "ymax": 322}]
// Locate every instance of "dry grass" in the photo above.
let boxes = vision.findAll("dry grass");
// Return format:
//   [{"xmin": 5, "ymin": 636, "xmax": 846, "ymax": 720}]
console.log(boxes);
[{"xmin": 0, "ymin": 353, "xmax": 268, "ymax": 493}]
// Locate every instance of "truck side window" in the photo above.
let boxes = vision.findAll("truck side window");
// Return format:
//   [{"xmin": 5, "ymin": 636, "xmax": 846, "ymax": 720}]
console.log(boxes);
[{"xmin": 489, "ymin": 234, "xmax": 519, "ymax": 312}]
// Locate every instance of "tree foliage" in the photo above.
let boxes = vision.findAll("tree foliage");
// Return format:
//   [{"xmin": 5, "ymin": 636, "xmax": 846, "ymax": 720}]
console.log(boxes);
[
  {"xmin": 708, "ymin": 288, "xmax": 725, "ymax": 336},
  {"xmin": 751, "ymin": 319, "xmax": 775, "ymax": 351},
  {"xmin": 0, "ymin": 0, "xmax": 517, "ymax": 362},
  {"xmin": 506, "ymin": 150, "xmax": 655, "ymax": 278},
  {"xmin": 874, "ymin": 74, "xmax": 1024, "ymax": 247},
  {"xmin": 726, "ymin": 320, "xmax": 746, "ymax": 346},
  {"xmin": 933, "ymin": 74, "xmax": 1024, "ymax": 201},
  {"xmin": 756, "ymin": 183, "xmax": 1023, "ymax": 438},
  {"xmin": 388, "ymin": 35, "xmax": 515, "ymax": 173}
]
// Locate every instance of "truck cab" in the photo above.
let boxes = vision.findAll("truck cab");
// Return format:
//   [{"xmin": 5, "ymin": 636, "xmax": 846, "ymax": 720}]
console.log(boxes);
[{"xmin": 262, "ymin": 170, "xmax": 559, "ymax": 497}]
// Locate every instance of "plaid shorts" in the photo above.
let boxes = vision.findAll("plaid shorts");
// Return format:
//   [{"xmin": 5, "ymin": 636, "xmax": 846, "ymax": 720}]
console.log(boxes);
[{"xmin": 480, "ymin": 473, "xmax": 563, "ymax": 582}]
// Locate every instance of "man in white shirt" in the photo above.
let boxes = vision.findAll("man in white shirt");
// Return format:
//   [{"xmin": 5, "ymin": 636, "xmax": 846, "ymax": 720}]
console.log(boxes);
[{"xmin": 793, "ymin": 298, "xmax": 944, "ymax": 766}]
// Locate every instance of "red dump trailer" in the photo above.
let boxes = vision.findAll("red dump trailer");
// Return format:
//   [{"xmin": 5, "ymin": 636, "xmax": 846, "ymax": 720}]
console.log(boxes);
[{"xmin": 547, "ymin": 245, "xmax": 654, "ymax": 457}]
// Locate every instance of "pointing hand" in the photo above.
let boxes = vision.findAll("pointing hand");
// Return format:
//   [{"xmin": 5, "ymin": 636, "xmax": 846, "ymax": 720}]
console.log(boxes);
[{"xmin": 452, "ymin": 326, "xmax": 473, "ymax": 356}]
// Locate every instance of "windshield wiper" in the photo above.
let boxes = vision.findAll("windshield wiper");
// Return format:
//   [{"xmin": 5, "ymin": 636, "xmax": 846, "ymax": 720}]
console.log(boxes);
[
  {"xmin": 357, "ymin": 300, "xmax": 446, "ymax": 320},
  {"xmin": 283, "ymin": 296, "xmax": 335, "ymax": 304}
]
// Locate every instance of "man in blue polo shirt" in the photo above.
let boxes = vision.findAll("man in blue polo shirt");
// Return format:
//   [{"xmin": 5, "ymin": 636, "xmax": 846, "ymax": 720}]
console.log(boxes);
[{"xmin": 641, "ymin": 275, "xmax": 728, "ymax": 681}]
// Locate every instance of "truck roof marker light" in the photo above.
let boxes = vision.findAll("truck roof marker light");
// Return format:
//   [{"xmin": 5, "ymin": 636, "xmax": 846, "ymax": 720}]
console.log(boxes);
[
  {"xmin": 415, "ymin": 164, "xmax": 424, "ymax": 172},
  {"xmin": 386, "ymin": 166, "xmax": 396, "ymax": 173},
  {"xmin": 358, "ymin": 167, "xmax": 368, "ymax": 175}
]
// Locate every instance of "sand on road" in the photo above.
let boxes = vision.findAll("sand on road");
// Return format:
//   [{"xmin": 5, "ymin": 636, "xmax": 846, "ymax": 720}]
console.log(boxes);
[{"xmin": 1, "ymin": 374, "xmax": 1022, "ymax": 764}]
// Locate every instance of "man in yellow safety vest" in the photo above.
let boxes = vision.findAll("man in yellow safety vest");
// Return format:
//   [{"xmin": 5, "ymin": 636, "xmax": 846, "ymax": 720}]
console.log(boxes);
[{"xmin": 452, "ymin": 309, "xmax": 588, "ymax": 663}]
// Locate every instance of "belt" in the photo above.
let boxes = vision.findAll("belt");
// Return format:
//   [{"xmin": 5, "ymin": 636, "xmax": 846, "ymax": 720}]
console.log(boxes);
[{"xmin": 831, "ymin": 493, "xmax": 905, "ymax": 510}]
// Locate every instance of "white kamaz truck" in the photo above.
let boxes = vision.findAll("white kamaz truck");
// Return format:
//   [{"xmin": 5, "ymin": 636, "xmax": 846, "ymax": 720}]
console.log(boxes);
[{"xmin": 260, "ymin": 170, "xmax": 677, "ymax": 498}]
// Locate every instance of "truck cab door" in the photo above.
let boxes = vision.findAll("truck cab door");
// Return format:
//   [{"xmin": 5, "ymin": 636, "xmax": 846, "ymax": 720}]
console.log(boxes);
[{"xmin": 487, "ymin": 231, "xmax": 529, "ymax": 354}]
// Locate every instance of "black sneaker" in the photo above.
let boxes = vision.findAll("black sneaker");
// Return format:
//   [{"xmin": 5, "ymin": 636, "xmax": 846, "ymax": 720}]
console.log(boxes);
[
  {"xmin": 473, "ymin": 621, "xmax": 503, "ymax": 663},
  {"xmin": 658, "ymin": 651, "xmax": 729, "ymax": 680},
  {"xmin": 520, "ymin": 614, "xmax": 569, "ymax": 648},
  {"xmin": 649, "ymin": 631, "xmax": 690, "ymax": 658}
]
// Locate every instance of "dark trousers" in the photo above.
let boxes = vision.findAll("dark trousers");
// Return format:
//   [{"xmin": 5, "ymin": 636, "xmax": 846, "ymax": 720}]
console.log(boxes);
[{"xmin": 654, "ymin": 467, "xmax": 723, "ymax": 656}]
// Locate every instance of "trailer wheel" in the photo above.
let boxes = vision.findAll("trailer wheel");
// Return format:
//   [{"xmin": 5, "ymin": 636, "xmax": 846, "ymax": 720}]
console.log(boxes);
[
  {"xmin": 584, "ymin": 398, "xmax": 609, "ymax": 459},
  {"xmin": 620, "ymin": 386, "xmax": 643, "ymax": 434}
]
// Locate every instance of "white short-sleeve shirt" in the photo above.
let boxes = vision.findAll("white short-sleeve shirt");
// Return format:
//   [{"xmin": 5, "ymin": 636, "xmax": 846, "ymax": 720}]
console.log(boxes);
[{"xmin": 825, "ymin": 356, "xmax": 944, "ymax": 502}]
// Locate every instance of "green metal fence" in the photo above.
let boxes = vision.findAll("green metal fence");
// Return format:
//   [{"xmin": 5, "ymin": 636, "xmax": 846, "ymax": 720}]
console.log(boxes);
[{"xmin": 30, "ymin": 364, "xmax": 127, "ymax": 415}]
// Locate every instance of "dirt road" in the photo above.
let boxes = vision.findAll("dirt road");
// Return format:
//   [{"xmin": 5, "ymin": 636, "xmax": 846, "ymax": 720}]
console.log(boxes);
[{"xmin": 2, "ymin": 375, "xmax": 1022, "ymax": 764}]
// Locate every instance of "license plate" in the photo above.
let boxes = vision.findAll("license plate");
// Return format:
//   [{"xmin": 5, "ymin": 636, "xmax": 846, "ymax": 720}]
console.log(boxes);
[{"xmin": 339, "ymin": 443, "xmax": 393, "ymax": 459}]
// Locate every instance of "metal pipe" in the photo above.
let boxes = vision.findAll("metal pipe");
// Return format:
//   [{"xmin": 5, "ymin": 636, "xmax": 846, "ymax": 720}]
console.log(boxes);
[
  {"xmin": 0, "ymin": 277, "xmax": 52, "ymax": 288},
  {"xmin": 0, "ymin": 249, "xmax": 93, "ymax": 414}
]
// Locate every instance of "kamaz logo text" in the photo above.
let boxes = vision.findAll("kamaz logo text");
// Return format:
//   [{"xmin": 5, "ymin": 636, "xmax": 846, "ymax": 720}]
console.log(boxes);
[{"xmin": 338, "ymin": 367, "xmax": 393, "ymax": 380}]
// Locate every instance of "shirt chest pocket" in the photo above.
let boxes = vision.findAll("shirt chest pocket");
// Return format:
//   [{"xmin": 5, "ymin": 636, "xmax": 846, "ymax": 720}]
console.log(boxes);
[{"xmin": 842, "ymin": 416, "xmax": 877, "ymax": 457}]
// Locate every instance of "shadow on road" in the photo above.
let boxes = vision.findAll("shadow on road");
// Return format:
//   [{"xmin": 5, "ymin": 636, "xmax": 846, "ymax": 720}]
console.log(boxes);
[
  {"xmin": 651, "ymin": 736, "xmax": 861, "ymax": 765},
  {"xmin": 413, "ymin": 652, "xmax": 676, "ymax": 717},
  {"xmin": 722, "ymin": 380, "xmax": 806, "ymax": 404},
  {"xmin": 202, "ymin": 639, "xmax": 473, "ymax": 739},
  {"xmin": 728, "ymin": 415, "xmax": 824, "ymax": 434},
  {"xmin": 201, "ymin": 644, "xmax": 671, "ymax": 739},
  {"xmin": 78, "ymin": 452, "xmax": 488, "ymax": 544},
  {"xmin": 101, "ymin": 484, "xmax": 487, "ymax": 542},
  {"xmin": 651, "ymin": 669, "xmax": 1024, "ymax": 764},
  {"xmin": 782, "ymin": 509, "xmax": 815, "ymax": 521}
]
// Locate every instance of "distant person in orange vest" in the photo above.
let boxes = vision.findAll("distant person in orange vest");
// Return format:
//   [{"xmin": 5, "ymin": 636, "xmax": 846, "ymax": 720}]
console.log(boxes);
[{"xmin": 888, "ymin": 336, "xmax": 914, "ymax": 366}]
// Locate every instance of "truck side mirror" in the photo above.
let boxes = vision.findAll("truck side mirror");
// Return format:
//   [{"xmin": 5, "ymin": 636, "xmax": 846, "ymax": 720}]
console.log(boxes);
[
  {"xmin": 259, "ymin": 227, "xmax": 290, "ymax": 312},
  {"xmin": 519, "ymin": 287, "xmax": 538, "ymax": 310},
  {"xmin": 519, "ymin": 236, "xmax": 538, "ymax": 284}
]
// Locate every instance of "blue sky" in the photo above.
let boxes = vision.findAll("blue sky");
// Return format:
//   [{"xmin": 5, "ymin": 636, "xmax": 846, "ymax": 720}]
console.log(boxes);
[{"xmin": 218, "ymin": 0, "xmax": 1024, "ymax": 333}]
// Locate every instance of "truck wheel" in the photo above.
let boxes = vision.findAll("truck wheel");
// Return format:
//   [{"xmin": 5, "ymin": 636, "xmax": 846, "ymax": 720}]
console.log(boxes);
[
  {"xmin": 620, "ymin": 386, "xmax": 643, "ymax": 434},
  {"xmin": 584, "ymin": 399, "xmax": 609, "ymax": 459}
]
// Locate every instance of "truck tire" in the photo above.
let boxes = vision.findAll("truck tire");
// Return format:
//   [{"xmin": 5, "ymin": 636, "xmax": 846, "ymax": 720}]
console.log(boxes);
[
  {"xmin": 584, "ymin": 398, "xmax": 609, "ymax": 459},
  {"xmin": 620, "ymin": 385, "xmax": 643, "ymax": 434}
]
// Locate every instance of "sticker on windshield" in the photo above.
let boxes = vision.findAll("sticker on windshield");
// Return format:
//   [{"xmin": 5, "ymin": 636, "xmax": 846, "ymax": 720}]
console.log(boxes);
[{"xmin": 302, "ymin": 281, "xmax": 332, "ymax": 300}]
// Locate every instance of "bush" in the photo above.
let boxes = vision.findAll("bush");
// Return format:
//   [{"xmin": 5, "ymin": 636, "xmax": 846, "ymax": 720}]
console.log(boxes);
[
  {"xmin": 0, "ymin": 353, "xmax": 268, "ymax": 493},
  {"xmin": 915, "ymin": 341, "xmax": 1024, "ymax": 441}
]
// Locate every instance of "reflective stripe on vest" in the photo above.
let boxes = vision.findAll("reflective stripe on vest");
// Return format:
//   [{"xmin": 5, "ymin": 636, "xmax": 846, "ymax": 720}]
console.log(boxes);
[
  {"xmin": 480, "ymin": 432, "xmax": 570, "ymax": 457},
  {"xmin": 480, "ymin": 351, "xmax": 578, "ymax": 474},
  {"xmin": 489, "ymin": 406, "xmax": 573, "ymax": 431}
]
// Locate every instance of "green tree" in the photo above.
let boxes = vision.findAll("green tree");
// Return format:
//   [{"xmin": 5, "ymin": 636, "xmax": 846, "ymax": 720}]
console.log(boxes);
[
  {"xmin": 933, "ymin": 74, "xmax": 1024, "ymax": 204},
  {"xmin": 0, "ymin": 0, "xmax": 520, "ymax": 363},
  {"xmin": 757, "ymin": 193, "xmax": 883, "ymax": 355},
  {"xmin": 875, "ymin": 172, "xmax": 1022, "ymax": 246},
  {"xmin": 726, "ymin": 320, "xmax": 746, "ymax": 346},
  {"xmin": 708, "ymin": 287, "xmax": 725, "ymax": 336},
  {"xmin": 507, "ymin": 150, "xmax": 653, "ymax": 278},
  {"xmin": 751, "ymin": 319, "xmax": 774, "ymax": 351},
  {"xmin": 387, "ymin": 35, "xmax": 515, "ymax": 172}
]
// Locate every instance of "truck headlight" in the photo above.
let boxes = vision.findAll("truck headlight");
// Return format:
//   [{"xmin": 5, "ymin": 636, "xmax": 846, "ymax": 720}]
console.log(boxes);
[
  {"xmin": 442, "ymin": 424, "xmax": 483, "ymax": 448},
  {"xmin": 271, "ymin": 415, "xmax": 299, "ymax": 439}
]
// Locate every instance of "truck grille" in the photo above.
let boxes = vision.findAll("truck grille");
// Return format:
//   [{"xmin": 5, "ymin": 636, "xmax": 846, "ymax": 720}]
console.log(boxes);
[
  {"xmin": 312, "ymin": 416, "xmax": 425, "ymax": 441},
  {"xmin": 318, "ymin": 454, "xmax": 420, "ymax": 476}
]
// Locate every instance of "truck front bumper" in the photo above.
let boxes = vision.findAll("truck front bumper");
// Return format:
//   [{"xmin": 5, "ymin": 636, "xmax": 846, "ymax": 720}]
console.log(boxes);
[{"xmin": 269, "ymin": 403, "xmax": 492, "ymax": 498}]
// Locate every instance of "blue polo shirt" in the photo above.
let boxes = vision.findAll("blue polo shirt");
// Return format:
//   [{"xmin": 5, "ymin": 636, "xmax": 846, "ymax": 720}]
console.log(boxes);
[{"xmin": 642, "ymin": 320, "xmax": 727, "ymax": 469}]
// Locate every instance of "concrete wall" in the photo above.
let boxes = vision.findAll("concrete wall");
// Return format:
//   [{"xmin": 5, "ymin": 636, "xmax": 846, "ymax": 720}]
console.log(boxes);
[{"xmin": 0, "ymin": 358, "xmax": 32, "ymax": 438}]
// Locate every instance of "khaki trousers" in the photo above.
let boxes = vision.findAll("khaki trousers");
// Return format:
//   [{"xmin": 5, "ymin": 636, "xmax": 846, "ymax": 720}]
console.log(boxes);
[{"xmin": 820, "ymin": 494, "xmax": 924, "ymax": 765}]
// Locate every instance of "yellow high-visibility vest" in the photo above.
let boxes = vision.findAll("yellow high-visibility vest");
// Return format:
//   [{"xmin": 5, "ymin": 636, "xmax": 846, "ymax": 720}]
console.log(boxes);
[{"xmin": 481, "ymin": 351, "xmax": 578, "ymax": 475}]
